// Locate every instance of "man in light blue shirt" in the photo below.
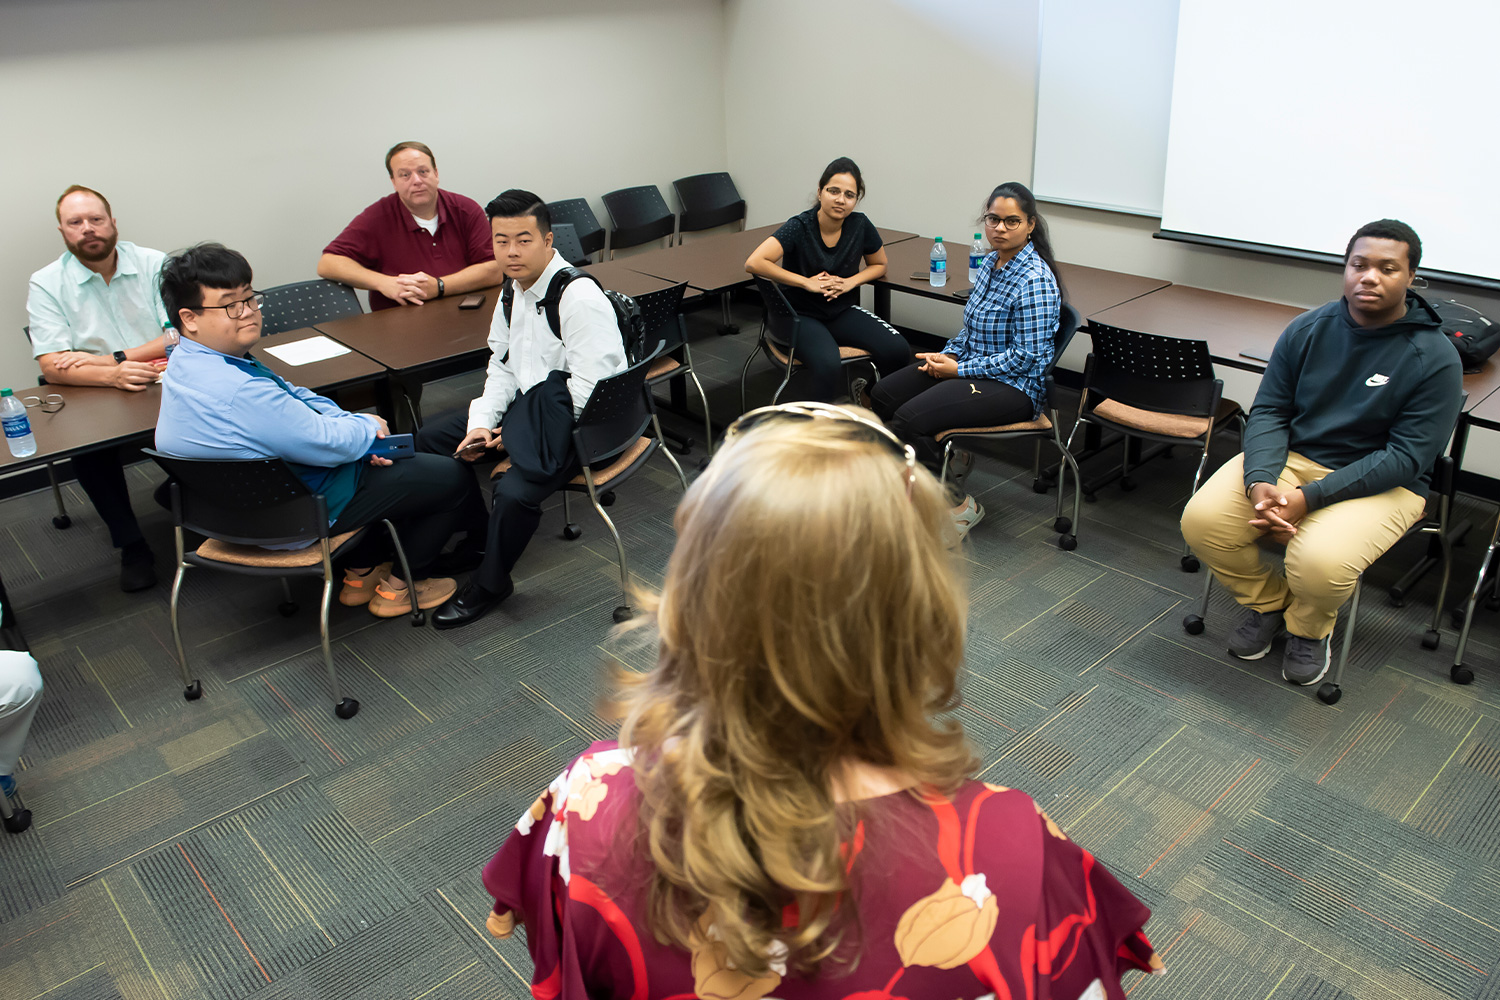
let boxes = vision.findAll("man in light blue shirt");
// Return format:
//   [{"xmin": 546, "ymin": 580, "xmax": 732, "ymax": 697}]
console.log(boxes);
[
  {"xmin": 25, "ymin": 186, "xmax": 172, "ymax": 591},
  {"xmin": 156, "ymin": 243, "xmax": 476, "ymax": 618}
]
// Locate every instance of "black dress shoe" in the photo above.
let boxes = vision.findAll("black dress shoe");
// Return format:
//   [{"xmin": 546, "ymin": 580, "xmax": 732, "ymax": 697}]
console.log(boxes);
[
  {"xmin": 432, "ymin": 579, "xmax": 512, "ymax": 630},
  {"xmin": 120, "ymin": 552, "xmax": 157, "ymax": 592}
]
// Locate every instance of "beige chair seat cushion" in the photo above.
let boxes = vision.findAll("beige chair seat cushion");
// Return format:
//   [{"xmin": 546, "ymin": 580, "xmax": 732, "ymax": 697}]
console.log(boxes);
[
  {"xmin": 935, "ymin": 414, "xmax": 1052, "ymax": 442},
  {"xmin": 195, "ymin": 530, "xmax": 359, "ymax": 568},
  {"xmin": 647, "ymin": 357, "xmax": 681, "ymax": 379},
  {"xmin": 1090, "ymin": 397, "xmax": 1240, "ymax": 439},
  {"xmin": 766, "ymin": 340, "xmax": 871, "ymax": 366},
  {"xmin": 490, "ymin": 437, "xmax": 653, "ymax": 487}
]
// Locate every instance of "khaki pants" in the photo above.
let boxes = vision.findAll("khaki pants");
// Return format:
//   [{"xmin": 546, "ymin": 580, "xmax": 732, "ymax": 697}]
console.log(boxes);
[{"xmin": 1180, "ymin": 452, "xmax": 1428, "ymax": 640}]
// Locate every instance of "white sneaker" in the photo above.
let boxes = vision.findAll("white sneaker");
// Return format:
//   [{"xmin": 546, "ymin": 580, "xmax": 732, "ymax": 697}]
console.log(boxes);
[{"xmin": 952, "ymin": 495, "xmax": 985, "ymax": 540}]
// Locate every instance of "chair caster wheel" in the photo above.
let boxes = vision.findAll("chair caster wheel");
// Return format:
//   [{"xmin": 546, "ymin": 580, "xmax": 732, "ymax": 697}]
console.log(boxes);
[
  {"xmin": 1120, "ymin": 477, "xmax": 1137, "ymax": 492},
  {"xmin": 1421, "ymin": 630, "xmax": 1440, "ymax": 650},
  {"xmin": 562, "ymin": 523, "xmax": 582, "ymax": 540},
  {"xmin": 1057, "ymin": 534, "xmax": 1077, "ymax": 551},
  {"xmin": 278, "ymin": 601, "xmax": 298, "ymax": 617},
  {"xmin": 3, "ymin": 808, "xmax": 32, "ymax": 833},
  {"xmin": 184, "ymin": 680, "xmax": 203, "ymax": 701},
  {"xmin": 52, "ymin": 515, "xmax": 71, "ymax": 529},
  {"xmin": 1183, "ymin": 614, "xmax": 1204, "ymax": 635},
  {"xmin": 600, "ymin": 491, "xmax": 616, "ymax": 507},
  {"xmin": 1387, "ymin": 591, "xmax": 1406, "ymax": 609},
  {"xmin": 612, "ymin": 606, "xmax": 634, "ymax": 624},
  {"xmin": 1032, "ymin": 479, "xmax": 1049, "ymax": 494},
  {"xmin": 1053, "ymin": 517, "xmax": 1072, "ymax": 534},
  {"xmin": 410, "ymin": 610, "xmax": 426, "ymax": 627},
  {"xmin": 1316, "ymin": 682, "xmax": 1342, "ymax": 705},
  {"xmin": 1084, "ymin": 493, "xmax": 1097, "ymax": 503},
  {"xmin": 1181, "ymin": 556, "xmax": 1200, "ymax": 573},
  {"xmin": 1452, "ymin": 663, "xmax": 1474, "ymax": 685},
  {"xmin": 334, "ymin": 697, "xmax": 360, "ymax": 720}
]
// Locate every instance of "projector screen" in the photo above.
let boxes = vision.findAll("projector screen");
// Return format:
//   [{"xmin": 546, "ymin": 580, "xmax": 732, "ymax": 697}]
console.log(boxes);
[{"xmin": 1161, "ymin": 0, "xmax": 1500, "ymax": 283}]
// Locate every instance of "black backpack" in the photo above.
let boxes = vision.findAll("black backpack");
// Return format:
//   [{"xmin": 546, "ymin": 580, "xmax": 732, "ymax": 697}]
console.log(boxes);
[
  {"xmin": 1430, "ymin": 297, "xmax": 1500, "ymax": 374},
  {"xmin": 501, "ymin": 266, "xmax": 647, "ymax": 364}
]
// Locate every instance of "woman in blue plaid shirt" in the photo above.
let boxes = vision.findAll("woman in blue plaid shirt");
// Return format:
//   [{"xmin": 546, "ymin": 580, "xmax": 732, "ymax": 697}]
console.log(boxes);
[{"xmin": 871, "ymin": 182, "xmax": 1063, "ymax": 537}]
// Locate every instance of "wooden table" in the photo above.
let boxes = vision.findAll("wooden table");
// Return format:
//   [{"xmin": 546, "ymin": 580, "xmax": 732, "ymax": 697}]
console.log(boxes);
[
  {"xmin": 252, "ymin": 326, "xmax": 387, "ymax": 392},
  {"xmin": 577, "ymin": 260, "xmax": 682, "ymax": 298},
  {"xmin": 314, "ymin": 292, "xmax": 499, "ymax": 379},
  {"xmin": 0, "ymin": 382, "xmax": 161, "ymax": 472},
  {"xmin": 1088, "ymin": 284, "xmax": 1306, "ymax": 372},
  {"xmin": 1055, "ymin": 263, "xmax": 1172, "ymax": 320}
]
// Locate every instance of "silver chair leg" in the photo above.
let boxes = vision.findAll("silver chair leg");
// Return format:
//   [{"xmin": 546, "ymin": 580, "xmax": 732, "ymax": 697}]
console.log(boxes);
[
  {"xmin": 583, "ymin": 469, "xmax": 633, "ymax": 624},
  {"xmin": 1451, "ymin": 513, "xmax": 1500, "ymax": 685},
  {"xmin": 320, "ymin": 542, "xmax": 359, "ymax": 720},
  {"xmin": 561, "ymin": 490, "xmax": 581, "ymax": 540},
  {"xmin": 381, "ymin": 519, "xmax": 423, "ymax": 627},
  {"xmin": 682, "ymin": 341, "xmax": 716, "ymax": 456},
  {"xmin": 169, "ymin": 527, "xmax": 202, "ymax": 701},
  {"xmin": 1326, "ymin": 576, "xmax": 1362, "ymax": 696},
  {"xmin": 738, "ymin": 340, "xmax": 764, "ymax": 414},
  {"xmin": 653, "ymin": 416, "xmax": 690, "ymax": 490},
  {"xmin": 770, "ymin": 350, "xmax": 796, "ymax": 405},
  {"xmin": 938, "ymin": 440, "xmax": 954, "ymax": 486},
  {"xmin": 46, "ymin": 463, "xmax": 70, "ymax": 528},
  {"xmin": 1421, "ymin": 494, "xmax": 1454, "ymax": 649}
]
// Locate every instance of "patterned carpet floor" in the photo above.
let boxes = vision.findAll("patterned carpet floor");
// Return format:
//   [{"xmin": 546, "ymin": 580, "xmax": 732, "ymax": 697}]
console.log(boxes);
[{"xmin": 2, "ymin": 294, "xmax": 1499, "ymax": 999}]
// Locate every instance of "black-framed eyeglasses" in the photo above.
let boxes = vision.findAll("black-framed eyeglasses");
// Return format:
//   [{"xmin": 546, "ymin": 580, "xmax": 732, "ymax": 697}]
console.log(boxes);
[
  {"xmin": 195, "ymin": 292, "xmax": 265, "ymax": 319},
  {"xmin": 982, "ymin": 214, "xmax": 1027, "ymax": 231},
  {"xmin": 724, "ymin": 401, "xmax": 917, "ymax": 499},
  {"xmin": 22, "ymin": 394, "xmax": 64, "ymax": 413}
]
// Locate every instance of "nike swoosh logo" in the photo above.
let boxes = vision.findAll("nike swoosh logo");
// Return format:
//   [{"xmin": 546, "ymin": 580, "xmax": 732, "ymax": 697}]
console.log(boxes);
[{"xmin": 1365, "ymin": 374, "xmax": 1390, "ymax": 387}]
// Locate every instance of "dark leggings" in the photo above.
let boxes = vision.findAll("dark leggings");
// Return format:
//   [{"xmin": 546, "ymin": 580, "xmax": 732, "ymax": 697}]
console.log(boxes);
[
  {"xmin": 870, "ymin": 364, "xmax": 1034, "ymax": 471},
  {"xmin": 789, "ymin": 306, "xmax": 911, "ymax": 402}
]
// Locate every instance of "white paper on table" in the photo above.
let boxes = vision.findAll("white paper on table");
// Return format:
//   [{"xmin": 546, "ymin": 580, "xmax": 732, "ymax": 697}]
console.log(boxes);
[{"xmin": 262, "ymin": 336, "xmax": 352, "ymax": 366}]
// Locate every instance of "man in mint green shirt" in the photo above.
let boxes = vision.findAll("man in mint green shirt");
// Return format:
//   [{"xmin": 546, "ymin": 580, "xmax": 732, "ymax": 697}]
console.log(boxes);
[{"xmin": 24, "ymin": 186, "xmax": 170, "ymax": 591}]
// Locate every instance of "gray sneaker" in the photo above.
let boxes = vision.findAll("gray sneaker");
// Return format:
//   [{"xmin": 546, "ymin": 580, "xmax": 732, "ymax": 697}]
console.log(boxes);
[
  {"xmin": 1282, "ymin": 633, "xmax": 1332, "ymax": 686},
  {"xmin": 849, "ymin": 377, "xmax": 872, "ymax": 409},
  {"xmin": 1227, "ymin": 608, "xmax": 1284, "ymax": 660}
]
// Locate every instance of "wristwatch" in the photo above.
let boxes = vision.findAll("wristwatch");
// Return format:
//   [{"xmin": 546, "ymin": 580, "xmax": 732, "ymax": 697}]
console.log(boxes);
[
  {"xmin": 435, "ymin": 277, "xmax": 446, "ymax": 299},
  {"xmin": 112, "ymin": 350, "xmax": 127, "ymax": 364}
]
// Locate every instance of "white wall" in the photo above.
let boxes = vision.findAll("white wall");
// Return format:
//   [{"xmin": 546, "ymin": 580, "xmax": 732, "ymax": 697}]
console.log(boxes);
[{"xmin": 0, "ymin": 0, "xmax": 728, "ymax": 378}]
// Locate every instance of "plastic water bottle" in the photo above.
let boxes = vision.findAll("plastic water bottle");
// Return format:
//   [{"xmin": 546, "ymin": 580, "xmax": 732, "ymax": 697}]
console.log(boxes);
[
  {"xmin": 164, "ymin": 325, "xmax": 179, "ymax": 360},
  {"xmin": 969, "ymin": 233, "xmax": 985, "ymax": 284},
  {"xmin": 1, "ymin": 389, "xmax": 36, "ymax": 459},
  {"xmin": 929, "ymin": 237, "xmax": 947, "ymax": 288}
]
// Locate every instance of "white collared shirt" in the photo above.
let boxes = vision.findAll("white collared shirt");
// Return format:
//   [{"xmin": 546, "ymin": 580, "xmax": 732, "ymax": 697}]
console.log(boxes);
[
  {"xmin": 26, "ymin": 241, "xmax": 170, "ymax": 358},
  {"xmin": 467, "ymin": 248, "xmax": 626, "ymax": 430}
]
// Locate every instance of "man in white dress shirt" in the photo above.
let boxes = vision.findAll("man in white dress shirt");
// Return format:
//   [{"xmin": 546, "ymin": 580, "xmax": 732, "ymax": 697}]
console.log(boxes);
[
  {"xmin": 25, "ymin": 186, "xmax": 172, "ymax": 591},
  {"xmin": 415, "ymin": 189, "xmax": 625, "ymax": 629}
]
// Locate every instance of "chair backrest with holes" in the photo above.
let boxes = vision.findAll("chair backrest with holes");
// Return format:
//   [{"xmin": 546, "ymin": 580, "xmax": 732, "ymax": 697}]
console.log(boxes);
[
  {"xmin": 753, "ymin": 277, "xmax": 800, "ymax": 352},
  {"xmin": 547, "ymin": 199, "xmax": 606, "ymax": 259},
  {"xmin": 673, "ymin": 172, "xmax": 746, "ymax": 234},
  {"xmin": 551, "ymin": 223, "xmax": 590, "ymax": 267},
  {"xmin": 602, "ymin": 186, "xmax": 675, "ymax": 251},
  {"xmin": 571, "ymin": 343, "xmax": 664, "ymax": 468},
  {"xmin": 144, "ymin": 449, "xmax": 331, "ymax": 547},
  {"xmin": 259, "ymin": 280, "xmax": 362, "ymax": 337},
  {"xmin": 1084, "ymin": 323, "xmax": 1220, "ymax": 417},
  {"xmin": 631, "ymin": 283, "xmax": 689, "ymax": 354}
]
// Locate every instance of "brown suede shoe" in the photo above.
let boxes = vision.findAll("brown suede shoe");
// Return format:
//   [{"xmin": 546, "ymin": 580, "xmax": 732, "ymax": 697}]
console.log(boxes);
[{"xmin": 368, "ymin": 576, "xmax": 457, "ymax": 617}]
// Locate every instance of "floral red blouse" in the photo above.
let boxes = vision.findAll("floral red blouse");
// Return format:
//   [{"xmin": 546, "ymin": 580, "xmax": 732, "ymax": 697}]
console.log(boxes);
[{"xmin": 483, "ymin": 743, "xmax": 1163, "ymax": 1000}]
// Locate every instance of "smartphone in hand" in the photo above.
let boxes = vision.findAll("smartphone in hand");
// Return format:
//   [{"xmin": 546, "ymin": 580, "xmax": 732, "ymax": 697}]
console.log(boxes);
[{"xmin": 365, "ymin": 433, "xmax": 415, "ymax": 460}]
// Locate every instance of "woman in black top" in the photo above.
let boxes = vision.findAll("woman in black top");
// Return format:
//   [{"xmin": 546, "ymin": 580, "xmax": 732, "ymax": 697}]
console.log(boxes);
[{"xmin": 744, "ymin": 157, "xmax": 912, "ymax": 402}]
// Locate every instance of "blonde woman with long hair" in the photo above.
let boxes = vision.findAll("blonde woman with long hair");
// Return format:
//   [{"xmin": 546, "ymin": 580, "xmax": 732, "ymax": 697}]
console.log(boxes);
[{"xmin": 482, "ymin": 403, "xmax": 1162, "ymax": 999}]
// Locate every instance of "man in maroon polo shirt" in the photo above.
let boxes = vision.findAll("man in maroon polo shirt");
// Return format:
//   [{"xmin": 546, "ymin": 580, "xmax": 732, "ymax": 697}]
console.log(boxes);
[{"xmin": 317, "ymin": 141, "xmax": 502, "ymax": 310}]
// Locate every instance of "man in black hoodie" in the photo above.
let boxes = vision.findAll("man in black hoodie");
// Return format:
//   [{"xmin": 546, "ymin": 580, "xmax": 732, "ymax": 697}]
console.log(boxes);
[{"xmin": 1181, "ymin": 219, "xmax": 1462, "ymax": 687}]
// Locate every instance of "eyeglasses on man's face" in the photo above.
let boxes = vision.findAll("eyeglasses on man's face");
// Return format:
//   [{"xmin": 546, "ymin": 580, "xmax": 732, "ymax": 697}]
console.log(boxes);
[
  {"xmin": 196, "ymin": 292, "xmax": 265, "ymax": 320},
  {"xmin": 982, "ymin": 214, "xmax": 1027, "ymax": 232}
]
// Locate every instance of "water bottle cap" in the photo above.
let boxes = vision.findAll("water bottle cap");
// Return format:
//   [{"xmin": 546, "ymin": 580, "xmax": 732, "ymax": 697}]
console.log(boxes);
[
  {"xmin": 0, "ymin": 389, "xmax": 11, "ymax": 397},
  {"xmin": 975, "ymin": 233, "xmax": 982, "ymax": 239},
  {"xmin": 934, "ymin": 236, "xmax": 943, "ymax": 242}
]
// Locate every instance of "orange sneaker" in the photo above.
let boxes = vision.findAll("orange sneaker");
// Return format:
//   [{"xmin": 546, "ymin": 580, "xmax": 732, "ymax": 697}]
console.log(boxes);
[
  {"xmin": 339, "ymin": 562, "xmax": 392, "ymax": 606},
  {"xmin": 368, "ymin": 577, "xmax": 458, "ymax": 617}
]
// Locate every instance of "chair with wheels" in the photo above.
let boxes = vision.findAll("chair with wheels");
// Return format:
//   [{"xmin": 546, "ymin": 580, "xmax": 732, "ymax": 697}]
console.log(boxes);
[
  {"xmin": 21, "ymin": 326, "xmax": 72, "ymax": 530},
  {"xmin": 547, "ymin": 198, "xmax": 607, "ymax": 262},
  {"xmin": 1064, "ymin": 323, "xmax": 1244, "ymax": 570},
  {"xmin": 551, "ymin": 223, "xmax": 591, "ymax": 268},
  {"xmin": 1182, "ymin": 456, "xmax": 1455, "ymax": 705},
  {"xmin": 602, "ymin": 185, "xmax": 676, "ymax": 258},
  {"xmin": 740, "ymin": 277, "xmax": 873, "ymax": 411},
  {"xmin": 1449, "ymin": 506, "xmax": 1500, "ymax": 686},
  {"xmin": 491, "ymin": 344, "xmax": 689, "ymax": 623},
  {"xmin": 934, "ymin": 303, "xmax": 1084, "ymax": 548},
  {"xmin": 634, "ymin": 282, "xmax": 714, "ymax": 458},
  {"xmin": 672, "ymin": 172, "xmax": 746, "ymax": 335},
  {"xmin": 259, "ymin": 279, "xmax": 362, "ymax": 337},
  {"xmin": 144, "ymin": 449, "xmax": 423, "ymax": 719}
]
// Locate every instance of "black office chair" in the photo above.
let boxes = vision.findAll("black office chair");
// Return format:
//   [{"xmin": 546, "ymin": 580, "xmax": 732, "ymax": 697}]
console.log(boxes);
[
  {"xmin": 0, "ymin": 569, "xmax": 32, "ymax": 834},
  {"xmin": 934, "ymin": 303, "xmax": 1084, "ymax": 547},
  {"xmin": 259, "ymin": 279, "xmax": 362, "ymax": 337},
  {"xmin": 491, "ymin": 344, "xmax": 688, "ymax": 623},
  {"xmin": 1063, "ymin": 323, "xmax": 1244, "ymax": 569},
  {"xmin": 144, "ymin": 450, "xmax": 422, "ymax": 719},
  {"xmin": 740, "ymin": 277, "xmax": 873, "ymax": 410},
  {"xmin": 673, "ymin": 172, "xmax": 746, "ymax": 241},
  {"xmin": 21, "ymin": 326, "xmax": 73, "ymax": 530},
  {"xmin": 1184, "ymin": 457, "xmax": 1455, "ymax": 705},
  {"xmin": 551, "ymin": 224, "xmax": 591, "ymax": 268},
  {"xmin": 634, "ymin": 283, "xmax": 714, "ymax": 457},
  {"xmin": 547, "ymin": 199, "xmax": 606, "ymax": 262},
  {"xmin": 602, "ymin": 186, "xmax": 676, "ymax": 257}
]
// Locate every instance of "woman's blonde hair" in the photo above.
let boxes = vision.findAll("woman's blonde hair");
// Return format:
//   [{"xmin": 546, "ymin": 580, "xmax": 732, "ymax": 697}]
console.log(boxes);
[{"xmin": 615, "ymin": 411, "xmax": 975, "ymax": 977}]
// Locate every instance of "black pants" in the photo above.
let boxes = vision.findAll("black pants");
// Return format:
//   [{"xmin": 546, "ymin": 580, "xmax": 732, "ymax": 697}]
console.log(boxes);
[
  {"xmin": 870, "ymin": 364, "xmax": 1034, "ymax": 471},
  {"xmin": 70, "ymin": 449, "xmax": 144, "ymax": 551},
  {"xmin": 414, "ymin": 410, "xmax": 579, "ymax": 594},
  {"xmin": 328, "ymin": 453, "xmax": 477, "ymax": 577},
  {"xmin": 790, "ymin": 306, "xmax": 911, "ymax": 402}
]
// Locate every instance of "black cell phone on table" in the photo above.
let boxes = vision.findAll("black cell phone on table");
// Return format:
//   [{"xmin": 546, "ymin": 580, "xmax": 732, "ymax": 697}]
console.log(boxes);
[
  {"xmin": 365, "ymin": 433, "xmax": 415, "ymax": 459},
  {"xmin": 1238, "ymin": 347, "xmax": 1271, "ymax": 363},
  {"xmin": 952, "ymin": 288, "xmax": 973, "ymax": 301},
  {"xmin": 459, "ymin": 294, "xmax": 485, "ymax": 310}
]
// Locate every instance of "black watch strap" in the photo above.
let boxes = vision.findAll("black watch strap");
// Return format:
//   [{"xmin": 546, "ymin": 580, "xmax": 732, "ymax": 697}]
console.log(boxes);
[
  {"xmin": 113, "ymin": 350, "xmax": 127, "ymax": 364},
  {"xmin": 436, "ymin": 277, "xmax": 446, "ymax": 299}
]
